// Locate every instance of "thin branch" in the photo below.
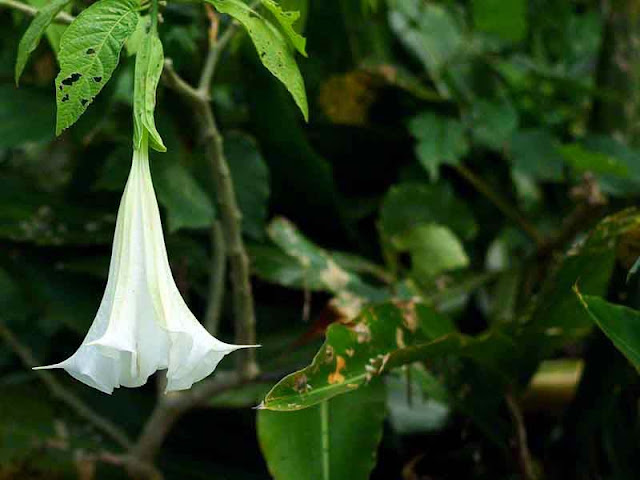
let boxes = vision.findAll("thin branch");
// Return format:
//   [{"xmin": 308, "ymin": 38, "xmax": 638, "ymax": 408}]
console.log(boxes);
[
  {"xmin": 0, "ymin": 322, "xmax": 133, "ymax": 450},
  {"xmin": 205, "ymin": 221, "xmax": 227, "ymax": 334},
  {"xmin": 454, "ymin": 164, "xmax": 544, "ymax": 246},
  {"xmin": 197, "ymin": 12, "xmax": 241, "ymax": 94},
  {"xmin": 197, "ymin": 0, "xmax": 260, "ymax": 95},
  {"xmin": 505, "ymin": 393, "xmax": 539, "ymax": 480},
  {"xmin": 0, "ymin": 0, "xmax": 75, "ymax": 24}
]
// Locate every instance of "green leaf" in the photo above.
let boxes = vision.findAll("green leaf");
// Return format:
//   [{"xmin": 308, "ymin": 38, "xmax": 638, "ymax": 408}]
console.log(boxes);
[
  {"xmin": 389, "ymin": 2, "xmax": 462, "ymax": 96},
  {"xmin": 206, "ymin": 0, "xmax": 308, "ymax": 120},
  {"xmin": 576, "ymin": 293, "xmax": 640, "ymax": 370},
  {"xmin": 266, "ymin": 217, "xmax": 387, "ymax": 300},
  {"xmin": 469, "ymin": 99, "xmax": 519, "ymax": 150},
  {"xmin": 55, "ymin": 0, "xmax": 139, "ymax": 134},
  {"xmin": 582, "ymin": 136, "xmax": 640, "ymax": 195},
  {"xmin": 260, "ymin": 302, "xmax": 515, "ymax": 410},
  {"xmin": 24, "ymin": 0, "xmax": 70, "ymax": 53},
  {"xmin": 126, "ymin": 14, "xmax": 150, "ymax": 56},
  {"xmin": 472, "ymin": 0, "xmax": 527, "ymax": 42},
  {"xmin": 15, "ymin": 0, "xmax": 72, "ymax": 85},
  {"xmin": 409, "ymin": 112, "xmax": 468, "ymax": 180},
  {"xmin": 392, "ymin": 224, "xmax": 470, "ymax": 279},
  {"xmin": 508, "ymin": 209, "xmax": 640, "ymax": 378},
  {"xmin": 279, "ymin": 0, "xmax": 309, "ymax": 33},
  {"xmin": 260, "ymin": 0, "xmax": 307, "ymax": 56},
  {"xmin": 133, "ymin": 31, "xmax": 165, "ymax": 152},
  {"xmin": 153, "ymin": 155, "xmax": 216, "ymax": 233},
  {"xmin": 560, "ymin": 143, "xmax": 630, "ymax": 177},
  {"xmin": 509, "ymin": 129, "xmax": 565, "ymax": 181},
  {"xmin": 380, "ymin": 182, "xmax": 477, "ymax": 240},
  {"xmin": 258, "ymin": 380, "xmax": 386, "ymax": 480}
]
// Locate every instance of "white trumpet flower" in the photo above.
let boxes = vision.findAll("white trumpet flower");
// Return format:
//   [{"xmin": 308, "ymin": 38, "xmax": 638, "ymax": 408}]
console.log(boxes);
[{"xmin": 35, "ymin": 134, "xmax": 252, "ymax": 394}]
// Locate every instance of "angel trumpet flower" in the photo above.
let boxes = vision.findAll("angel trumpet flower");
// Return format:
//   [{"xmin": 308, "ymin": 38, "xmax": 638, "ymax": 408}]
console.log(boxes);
[{"xmin": 35, "ymin": 134, "xmax": 253, "ymax": 394}]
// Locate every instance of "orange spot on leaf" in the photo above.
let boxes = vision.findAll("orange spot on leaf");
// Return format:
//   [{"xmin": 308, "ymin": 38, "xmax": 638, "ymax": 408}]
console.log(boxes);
[{"xmin": 328, "ymin": 355, "xmax": 346, "ymax": 384}]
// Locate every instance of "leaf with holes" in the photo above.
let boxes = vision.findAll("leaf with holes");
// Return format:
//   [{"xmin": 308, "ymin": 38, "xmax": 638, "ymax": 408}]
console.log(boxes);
[
  {"xmin": 206, "ymin": 0, "xmax": 308, "ymax": 120},
  {"xmin": 259, "ymin": 302, "xmax": 516, "ymax": 411},
  {"xmin": 15, "ymin": 0, "xmax": 72, "ymax": 85},
  {"xmin": 133, "ymin": 31, "xmax": 165, "ymax": 151},
  {"xmin": 55, "ymin": 0, "xmax": 139, "ymax": 134},
  {"xmin": 258, "ymin": 380, "xmax": 386, "ymax": 480},
  {"xmin": 260, "ymin": 0, "xmax": 307, "ymax": 56}
]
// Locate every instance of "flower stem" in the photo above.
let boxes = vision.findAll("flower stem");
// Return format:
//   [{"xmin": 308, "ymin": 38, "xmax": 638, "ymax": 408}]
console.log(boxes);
[{"xmin": 150, "ymin": 0, "xmax": 159, "ymax": 34}]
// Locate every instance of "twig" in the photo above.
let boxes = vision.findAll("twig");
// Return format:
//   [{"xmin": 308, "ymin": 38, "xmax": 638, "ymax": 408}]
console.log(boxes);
[
  {"xmin": 197, "ymin": 11, "xmax": 241, "ymax": 95},
  {"xmin": 0, "ymin": 322, "xmax": 133, "ymax": 450},
  {"xmin": 196, "ymin": 0, "xmax": 260, "ymax": 95},
  {"xmin": 505, "ymin": 393, "xmax": 539, "ymax": 480},
  {"xmin": 0, "ymin": 0, "xmax": 75, "ymax": 24},
  {"xmin": 454, "ymin": 164, "xmax": 544, "ymax": 247},
  {"xmin": 205, "ymin": 220, "xmax": 227, "ymax": 334}
]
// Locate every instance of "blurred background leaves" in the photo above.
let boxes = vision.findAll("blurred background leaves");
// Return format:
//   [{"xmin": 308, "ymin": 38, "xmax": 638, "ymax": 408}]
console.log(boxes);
[{"xmin": 2, "ymin": 0, "xmax": 640, "ymax": 479}]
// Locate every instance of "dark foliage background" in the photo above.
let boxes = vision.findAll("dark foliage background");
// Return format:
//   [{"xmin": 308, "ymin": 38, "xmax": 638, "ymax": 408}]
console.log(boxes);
[{"xmin": 1, "ymin": 0, "xmax": 640, "ymax": 479}]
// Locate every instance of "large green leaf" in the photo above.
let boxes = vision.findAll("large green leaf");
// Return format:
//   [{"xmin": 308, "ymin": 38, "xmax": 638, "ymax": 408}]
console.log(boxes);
[
  {"xmin": 380, "ymin": 183, "xmax": 477, "ymax": 240},
  {"xmin": 206, "ymin": 0, "xmax": 308, "ymax": 120},
  {"xmin": 55, "ymin": 0, "xmax": 139, "ymax": 134},
  {"xmin": 576, "ymin": 293, "xmax": 640, "ymax": 370},
  {"xmin": 258, "ymin": 380, "xmax": 386, "ymax": 480},
  {"xmin": 409, "ymin": 112, "xmax": 469, "ymax": 180},
  {"xmin": 260, "ymin": 302, "xmax": 515, "ymax": 410},
  {"xmin": 133, "ymin": 29, "xmax": 165, "ymax": 152},
  {"xmin": 15, "ymin": 0, "xmax": 72, "ymax": 85}
]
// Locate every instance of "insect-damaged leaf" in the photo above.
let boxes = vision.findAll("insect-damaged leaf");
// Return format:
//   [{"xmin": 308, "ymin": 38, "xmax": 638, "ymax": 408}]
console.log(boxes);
[
  {"xmin": 15, "ymin": 0, "xmax": 73, "ymax": 85},
  {"xmin": 259, "ymin": 302, "xmax": 516, "ymax": 411},
  {"xmin": 258, "ymin": 380, "xmax": 385, "ymax": 480},
  {"xmin": 133, "ymin": 30, "xmax": 165, "ymax": 152},
  {"xmin": 260, "ymin": 0, "xmax": 307, "ymax": 56},
  {"xmin": 55, "ymin": 0, "xmax": 139, "ymax": 135},
  {"xmin": 205, "ymin": 0, "xmax": 308, "ymax": 121}
]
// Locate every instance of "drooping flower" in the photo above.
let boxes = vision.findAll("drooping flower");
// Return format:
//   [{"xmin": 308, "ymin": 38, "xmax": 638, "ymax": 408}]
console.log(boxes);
[{"xmin": 35, "ymin": 134, "xmax": 252, "ymax": 394}]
